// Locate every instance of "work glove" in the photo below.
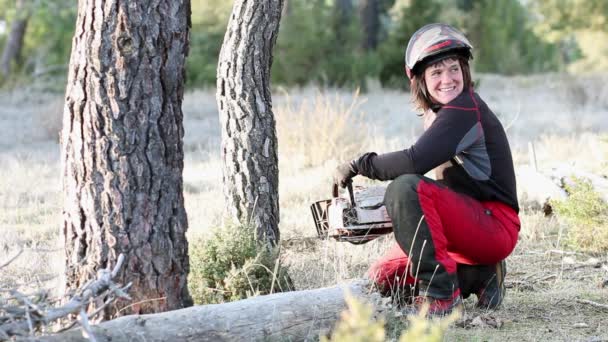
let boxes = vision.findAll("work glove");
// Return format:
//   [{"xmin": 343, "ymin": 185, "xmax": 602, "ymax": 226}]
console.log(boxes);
[{"xmin": 333, "ymin": 160, "xmax": 358, "ymax": 189}]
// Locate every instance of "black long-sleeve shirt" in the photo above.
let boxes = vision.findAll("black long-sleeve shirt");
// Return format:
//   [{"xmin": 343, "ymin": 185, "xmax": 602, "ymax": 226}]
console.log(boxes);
[{"xmin": 354, "ymin": 88, "xmax": 519, "ymax": 212}]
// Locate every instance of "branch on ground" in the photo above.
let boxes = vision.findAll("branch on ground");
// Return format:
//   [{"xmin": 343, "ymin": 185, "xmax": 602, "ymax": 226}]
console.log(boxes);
[
  {"xmin": 0, "ymin": 248, "xmax": 23, "ymax": 269},
  {"xmin": 0, "ymin": 254, "xmax": 131, "ymax": 340}
]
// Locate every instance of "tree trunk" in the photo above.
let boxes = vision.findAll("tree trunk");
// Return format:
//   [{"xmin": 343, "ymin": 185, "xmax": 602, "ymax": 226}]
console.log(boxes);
[
  {"xmin": 359, "ymin": 0, "xmax": 380, "ymax": 50},
  {"xmin": 61, "ymin": 0, "xmax": 192, "ymax": 318},
  {"xmin": 216, "ymin": 0, "xmax": 284, "ymax": 245},
  {"xmin": 41, "ymin": 281, "xmax": 381, "ymax": 342},
  {"xmin": 0, "ymin": 0, "xmax": 30, "ymax": 77},
  {"xmin": 334, "ymin": 0, "xmax": 353, "ymax": 45},
  {"xmin": 336, "ymin": 0, "xmax": 354, "ymax": 19}
]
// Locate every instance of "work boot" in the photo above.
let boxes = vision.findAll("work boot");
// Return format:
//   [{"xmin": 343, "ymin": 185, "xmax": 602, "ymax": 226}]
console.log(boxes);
[
  {"xmin": 457, "ymin": 263, "xmax": 481, "ymax": 300},
  {"xmin": 476, "ymin": 260, "xmax": 507, "ymax": 309},
  {"xmin": 411, "ymin": 289, "xmax": 463, "ymax": 316}
]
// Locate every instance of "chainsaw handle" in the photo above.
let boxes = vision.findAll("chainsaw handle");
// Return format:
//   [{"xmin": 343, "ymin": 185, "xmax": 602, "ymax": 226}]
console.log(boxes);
[{"xmin": 332, "ymin": 182, "xmax": 356, "ymax": 207}]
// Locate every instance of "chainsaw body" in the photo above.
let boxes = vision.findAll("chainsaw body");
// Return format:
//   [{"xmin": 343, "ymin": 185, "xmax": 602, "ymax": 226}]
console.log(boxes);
[{"xmin": 311, "ymin": 185, "xmax": 393, "ymax": 244}]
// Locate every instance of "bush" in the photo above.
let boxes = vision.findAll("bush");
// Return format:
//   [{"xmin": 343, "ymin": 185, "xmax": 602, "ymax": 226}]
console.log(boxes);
[
  {"xmin": 188, "ymin": 222, "xmax": 293, "ymax": 304},
  {"xmin": 272, "ymin": 0, "xmax": 378, "ymax": 88},
  {"xmin": 551, "ymin": 177, "xmax": 608, "ymax": 252},
  {"xmin": 186, "ymin": 26, "xmax": 225, "ymax": 87}
]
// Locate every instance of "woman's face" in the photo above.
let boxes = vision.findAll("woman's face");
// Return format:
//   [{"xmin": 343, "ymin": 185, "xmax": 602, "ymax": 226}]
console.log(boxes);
[{"xmin": 423, "ymin": 58, "xmax": 464, "ymax": 105}]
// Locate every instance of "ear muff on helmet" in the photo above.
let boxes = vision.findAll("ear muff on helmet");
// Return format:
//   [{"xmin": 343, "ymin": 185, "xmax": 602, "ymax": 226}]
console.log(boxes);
[{"xmin": 405, "ymin": 23, "xmax": 473, "ymax": 80}]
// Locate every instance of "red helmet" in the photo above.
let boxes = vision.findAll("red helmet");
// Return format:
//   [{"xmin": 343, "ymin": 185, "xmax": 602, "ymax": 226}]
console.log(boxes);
[{"xmin": 405, "ymin": 23, "xmax": 473, "ymax": 79}]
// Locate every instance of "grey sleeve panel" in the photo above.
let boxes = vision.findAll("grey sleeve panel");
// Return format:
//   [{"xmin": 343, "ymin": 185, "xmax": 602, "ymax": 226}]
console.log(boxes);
[
  {"xmin": 455, "ymin": 123, "xmax": 491, "ymax": 181},
  {"xmin": 355, "ymin": 150, "xmax": 415, "ymax": 181}
]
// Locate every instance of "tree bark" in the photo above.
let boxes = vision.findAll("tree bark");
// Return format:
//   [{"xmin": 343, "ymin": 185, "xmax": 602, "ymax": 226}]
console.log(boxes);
[
  {"xmin": 336, "ymin": 0, "xmax": 354, "ymax": 19},
  {"xmin": 41, "ymin": 281, "xmax": 381, "ymax": 342},
  {"xmin": 0, "ymin": 0, "xmax": 30, "ymax": 77},
  {"xmin": 216, "ymin": 0, "xmax": 284, "ymax": 245},
  {"xmin": 359, "ymin": 0, "xmax": 380, "ymax": 50},
  {"xmin": 61, "ymin": 0, "xmax": 192, "ymax": 318},
  {"xmin": 334, "ymin": 0, "xmax": 353, "ymax": 45}
]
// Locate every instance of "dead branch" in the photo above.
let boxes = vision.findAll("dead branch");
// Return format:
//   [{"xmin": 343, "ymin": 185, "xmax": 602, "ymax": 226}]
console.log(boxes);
[
  {"xmin": 544, "ymin": 249, "xmax": 578, "ymax": 255},
  {"xmin": 0, "ymin": 248, "xmax": 23, "ymax": 269},
  {"xmin": 0, "ymin": 254, "xmax": 130, "ymax": 340},
  {"xmin": 575, "ymin": 298, "xmax": 608, "ymax": 311}
]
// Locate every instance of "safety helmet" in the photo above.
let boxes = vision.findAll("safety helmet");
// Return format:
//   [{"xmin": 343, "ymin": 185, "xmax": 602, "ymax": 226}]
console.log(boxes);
[{"xmin": 405, "ymin": 23, "xmax": 473, "ymax": 79}]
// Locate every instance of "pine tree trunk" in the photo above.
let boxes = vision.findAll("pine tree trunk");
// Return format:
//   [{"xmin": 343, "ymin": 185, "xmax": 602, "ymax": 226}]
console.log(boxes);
[
  {"xmin": 334, "ymin": 0, "xmax": 353, "ymax": 45},
  {"xmin": 359, "ymin": 0, "xmax": 380, "ymax": 50},
  {"xmin": 61, "ymin": 0, "xmax": 192, "ymax": 318},
  {"xmin": 336, "ymin": 0, "xmax": 353, "ymax": 20},
  {"xmin": 0, "ymin": 0, "xmax": 29, "ymax": 77},
  {"xmin": 216, "ymin": 0, "xmax": 284, "ymax": 245}
]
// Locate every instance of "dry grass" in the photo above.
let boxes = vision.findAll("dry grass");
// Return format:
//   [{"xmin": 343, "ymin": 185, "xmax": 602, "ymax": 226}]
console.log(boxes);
[
  {"xmin": 477, "ymin": 73, "xmax": 608, "ymax": 144},
  {"xmin": 1, "ymin": 73, "xmax": 608, "ymax": 340},
  {"xmin": 0, "ymin": 151, "xmax": 63, "ymax": 294},
  {"xmin": 275, "ymin": 88, "xmax": 370, "ymax": 168},
  {"xmin": 446, "ymin": 237, "xmax": 608, "ymax": 341}
]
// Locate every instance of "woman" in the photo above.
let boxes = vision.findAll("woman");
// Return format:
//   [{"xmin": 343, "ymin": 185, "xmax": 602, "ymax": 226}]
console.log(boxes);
[{"xmin": 333, "ymin": 23, "xmax": 520, "ymax": 315}]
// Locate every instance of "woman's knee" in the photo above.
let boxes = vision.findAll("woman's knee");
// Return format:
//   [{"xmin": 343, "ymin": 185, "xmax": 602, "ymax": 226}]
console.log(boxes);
[{"xmin": 385, "ymin": 174, "xmax": 424, "ymax": 205}]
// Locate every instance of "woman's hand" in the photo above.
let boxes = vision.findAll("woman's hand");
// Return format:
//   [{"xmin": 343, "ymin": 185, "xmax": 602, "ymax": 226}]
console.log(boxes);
[
  {"xmin": 423, "ymin": 110, "xmax": 437, "ymax": 131},
  {"xmin": 332, "ymin": 161, "xmax": 357, "ymax": 189}
]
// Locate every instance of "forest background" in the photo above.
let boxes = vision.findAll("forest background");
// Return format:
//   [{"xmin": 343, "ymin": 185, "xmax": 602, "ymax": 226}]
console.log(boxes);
[{"xmin": 1, "ymin": 0, "xmax": 607, "ymax": 90}]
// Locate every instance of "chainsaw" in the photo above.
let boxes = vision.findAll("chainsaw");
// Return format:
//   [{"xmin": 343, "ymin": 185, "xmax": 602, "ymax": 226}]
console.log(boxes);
[{"xmin": 310, "ymin": 183, "xmax": 393, "ymax": 244}]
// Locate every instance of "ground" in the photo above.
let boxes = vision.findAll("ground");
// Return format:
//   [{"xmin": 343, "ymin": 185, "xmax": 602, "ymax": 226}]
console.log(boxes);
[{"xmin": 0, "ymin": 73, "xmax": 607, "ymax": 341}]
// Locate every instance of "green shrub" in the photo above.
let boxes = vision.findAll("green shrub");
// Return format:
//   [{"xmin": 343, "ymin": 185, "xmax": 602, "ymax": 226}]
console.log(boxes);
[
  {"xmin": 551, "ymin": 177, "xmax": 608, "ymax": 252},
  {"xmin": 272, "ymin": 0, "xmax": 378, "ymax": 89},
  {"xmin": 186, "ymin": 25, "xmax": 224, "ymax": 87},
  {"xmin": 188, "ymin": 222, "xmax": 293, "ymax": 304},
  {"xmin": 185, "ymin": 0, "xmax": 232, "ymax": 87}
]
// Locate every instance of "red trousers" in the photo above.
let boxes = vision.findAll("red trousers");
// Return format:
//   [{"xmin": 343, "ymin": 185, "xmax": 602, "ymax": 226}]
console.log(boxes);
[{"xmin": 367, "ymin": 175, "xmax": 520, "ymax": 297}]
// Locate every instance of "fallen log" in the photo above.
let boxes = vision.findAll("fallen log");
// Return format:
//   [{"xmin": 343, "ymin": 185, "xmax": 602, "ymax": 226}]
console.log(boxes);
[
  {"xmin": 516, "ymin": 164, "xmax": 608, "ymax": 214},
  {"xmin": 546, "ymin": 165, "xmax": 608, "ymax": 203},
  {"xmin": 39, "ymin": 280, "xmax": 381, "ymax": 342},
  {"xmin": 516, "ymin": 165, "xmax": 567, "ymax": 214}
]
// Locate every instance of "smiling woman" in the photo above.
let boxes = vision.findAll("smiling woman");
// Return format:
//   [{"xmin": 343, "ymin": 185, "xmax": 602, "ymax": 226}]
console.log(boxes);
[{"xmin": 332, "ymin": 23, "xmax": 520, "ymax": 317}]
